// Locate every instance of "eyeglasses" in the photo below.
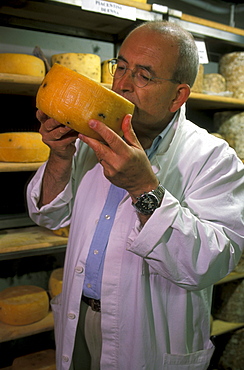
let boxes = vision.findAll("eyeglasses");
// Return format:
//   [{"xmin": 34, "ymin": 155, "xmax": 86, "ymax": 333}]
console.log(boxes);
[{"xmin": 108, "ymin": 58, "xmax": 181, "ymax": 88}]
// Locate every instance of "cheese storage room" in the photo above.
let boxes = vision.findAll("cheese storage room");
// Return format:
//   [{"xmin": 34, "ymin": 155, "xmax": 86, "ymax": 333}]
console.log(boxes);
[{"xmin": 0, "ymin": 1, "xmax": 244, "ymax": 369}]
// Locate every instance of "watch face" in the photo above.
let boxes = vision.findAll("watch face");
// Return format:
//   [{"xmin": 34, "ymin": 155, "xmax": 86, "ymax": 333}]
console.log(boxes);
[{"xmin": 137, "ymin": 193, "xmax": 158, "ymax": 214}]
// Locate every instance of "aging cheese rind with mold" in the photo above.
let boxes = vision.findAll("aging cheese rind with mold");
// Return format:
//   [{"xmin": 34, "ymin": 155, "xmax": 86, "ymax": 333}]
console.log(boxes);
[{"xmin": 36, "ymin": 63, "xmax": 134, "ymax": 141}]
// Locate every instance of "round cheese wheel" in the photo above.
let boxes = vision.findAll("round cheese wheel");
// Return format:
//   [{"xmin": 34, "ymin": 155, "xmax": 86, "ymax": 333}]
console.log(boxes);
[
  {"xmin": 0, "ymin": 132, "xmax": 50, "ymax": 163},
  {"xmin": 101, "ymin": 59, "xmax": 113, "ymax": 84},
  {"xmin": 49, "ymin": 268, "xmax": 64, "ymax": 298},
  {"xmin": 51, "ymin": 52, "xmax": 101, "ymax": 82},
  {"xmin": 0, "ymin": 285, "xmax": 49, "ymax": 326},
  {"xmin": 0, "ymin": 53, "xmax": 45, "ymax": 77},
  {"xmin": 203, "ymin": 73, "xmax": 226, "ymax": 94},
  {"xmin": 36, "ymin": 63, "xmax": 135, "ymax": 141},
  {"xmin": 219, "ymin": 52, "xmax": 244, "ymax": 98},
  {"xmin": 12, "ymin": 349, "xmax": 56, "ymax": 370},
  {"xmin": 191, "ymin": 64, "xmax": 204, "ymax": 93}
]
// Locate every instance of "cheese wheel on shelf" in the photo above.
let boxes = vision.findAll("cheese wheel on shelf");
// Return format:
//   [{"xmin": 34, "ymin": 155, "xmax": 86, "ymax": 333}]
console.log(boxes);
[
  {"xmin": 203, "ymin": 73, "xmax": 226, "ymax": 94},
  {"xmin": 0, "ymin": 132, "xmax": 50, "ymax": 163},
  {"xmin": 0, "ymin": 53, "xmax": 45, "ymax": 77},
  {"xmin": 219, "ymin": 52, "xmax": 244, "ymax": 98},
  {"xmin": 51, "ymin": 52, "xmax": 101, "ymax": 82},
  {"xmin": 101, "ymin": 59, "xmax": 113, "ymax": 84},
  {"xmin": 36, "ymin": 63, "xmax": 134, "ymax": 141},
  {"xmin": 191, "ymin": 64, "xmax": 204, "ymax": 93},
  {"xmin": 0, "ymin": 285, "xmax": 49, "ymax": 326},
  {"xmin": 49, "ymin": 268, "xmax": 64, "ymax": 298},
  {"xmin": 12, "ymin": 349, "xmax": 56, "ymax": 370}
]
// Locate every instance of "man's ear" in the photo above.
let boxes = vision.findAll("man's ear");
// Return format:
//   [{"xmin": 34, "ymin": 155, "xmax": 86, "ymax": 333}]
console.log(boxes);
[{"xmin": 170, "ymin": 84, "xmax": 191, "ymax": 113}]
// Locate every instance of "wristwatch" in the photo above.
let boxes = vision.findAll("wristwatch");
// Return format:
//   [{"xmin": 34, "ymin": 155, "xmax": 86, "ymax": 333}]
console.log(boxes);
[{"xmin": 132, "ymin": 183, "xmax": 165, "ymax": 215}]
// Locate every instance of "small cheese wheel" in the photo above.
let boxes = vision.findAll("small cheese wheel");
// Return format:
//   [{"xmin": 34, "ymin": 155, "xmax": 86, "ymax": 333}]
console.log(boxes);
[
  {"xmin": 0, "ymin": 53, "xmax": 45, "ymax": 77},
  {"xmin": 51, "ymin": 52, "xmax": 101, "ymax": 82},
  {"xmin": 12, "ymin": 349, "xmax": 56, "ymax": 370},
  {"xmin": 0, "ymin": 285, "xmax": 49, "ymax": 326},
  {"xmin": 0, "ymin": 132, "xmax": 50, "ymax": 162},
  {"xmin": 101, "ymin": 59, "xmax": 113, "ymax": 84},
  {"xmin": 203, "ymin": 73, "xmax": 226, "ymax": 93},
  {"xmin": 191, "ymin": 64, "xmax": 204, "ymax": 93},
  {"xmin": 49, "ymin": 268, "xmax": 64, "ymax": 298},
  {"xmin": 36, "ymin": 63, "xmax": 134, "ymax": 141}
]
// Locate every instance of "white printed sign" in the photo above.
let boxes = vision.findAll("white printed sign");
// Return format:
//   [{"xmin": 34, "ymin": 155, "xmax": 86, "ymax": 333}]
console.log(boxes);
[
  {"xmin": 195, "ymin": 41, "xmax": 209, "ymax": 64},
  {"xmin": 81, "ymin": 0, "xmax": 136, "ymax": 21}
]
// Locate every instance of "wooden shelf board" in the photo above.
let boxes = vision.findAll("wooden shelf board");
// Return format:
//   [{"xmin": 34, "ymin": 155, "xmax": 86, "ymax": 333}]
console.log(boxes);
[
  {"xmin": 188, "ymin": 92, "xmax": 244, "ymax": 110},
  {"xmin": 0, "ymin": 161, "xmax": 45, "ymax": 172},
  {"xmin": 0, "ymin": 311, "xmax": 54, "ymax": 343},
  {"xmin": 0, "ymin": 226, "xmax": 68, "ymax": 255},
  {"xmin": 211, "ymin": 319, "xmax": 244, "ymax": 337},
  {"xmin": 215, "ymin": 271, "xmax": 244, "ymax": 285}
]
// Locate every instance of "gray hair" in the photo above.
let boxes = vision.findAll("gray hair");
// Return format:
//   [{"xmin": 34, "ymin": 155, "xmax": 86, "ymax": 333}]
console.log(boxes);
[{"xmin": 131, "ymin": 21, "xmax": 199, "ymax": 87}]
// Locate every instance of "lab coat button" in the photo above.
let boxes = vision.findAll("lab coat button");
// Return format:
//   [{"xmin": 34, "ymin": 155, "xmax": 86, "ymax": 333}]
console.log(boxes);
[
  {"xmin": 62, "ymin": 355, "xmax": 69, "ymax": 362},
  {"xmin": 67, "ymin": 312, "xmax": 76, "ymax": 320},
  {"xmin": 75, "ymin": 266, "xmax": 84, "ymax": 274}
]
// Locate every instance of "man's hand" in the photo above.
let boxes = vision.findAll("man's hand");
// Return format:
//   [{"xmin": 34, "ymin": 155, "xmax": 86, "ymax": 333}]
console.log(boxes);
[{"xmin": 78, "ymin": 114, "xmax": 159, "ymax": 202}]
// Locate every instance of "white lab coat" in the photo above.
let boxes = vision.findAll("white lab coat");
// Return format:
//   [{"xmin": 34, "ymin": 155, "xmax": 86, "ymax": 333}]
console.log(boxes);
[{"xmin": 27, "ymin": 105, "xmax": 244, "ymax": 369}]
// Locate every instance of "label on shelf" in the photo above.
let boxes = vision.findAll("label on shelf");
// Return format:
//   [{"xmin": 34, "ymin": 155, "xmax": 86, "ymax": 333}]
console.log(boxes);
[
  {"xmin": 195, "ymin": 41, "xmax": 209, "ymax": 64},
  {"xmin": 81, "ymin": 0, "xmax": 137, "ymax": 21}
]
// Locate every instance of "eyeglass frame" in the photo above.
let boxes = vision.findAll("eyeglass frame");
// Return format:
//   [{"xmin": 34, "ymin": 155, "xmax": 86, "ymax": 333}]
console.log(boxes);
[{"xmin": 108, "ymin": 58, "xmax": 182, "ymax": 88}]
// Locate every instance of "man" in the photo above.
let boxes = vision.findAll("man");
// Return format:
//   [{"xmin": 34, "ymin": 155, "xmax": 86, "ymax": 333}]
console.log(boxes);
[{"xmin": 27, "ymin": 21, "xmax": 244, "ymax": 370}]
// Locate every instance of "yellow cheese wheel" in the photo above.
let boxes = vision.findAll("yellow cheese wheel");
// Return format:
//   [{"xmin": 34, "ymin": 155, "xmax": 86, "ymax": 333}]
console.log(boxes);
[
  {"xmin": 51, "ymin": 52, "xmax": 101, "ymax": 82},
  {"xmin": 0, "ymin": 53, "xmax": 45, "ymax": 77},
  {"xmin": 0, "ymin": 132, "xmax": 50, "ymax": 162},
  {"xmin": 0, "ymin": 285, "xmax": 49, "ymax": 326},
  {"xmin": 101, "ymin": 59, "xmax": 113, "ymax": 84},
  {"xmin": 12, "ymin": 349, "xmax": 56, "ymax": 370},
  {"xmin": 49, "ymin": 268, "xmax": 64, "ymax": 298},
  {"xmin": 36, "ymin": 63, "xmax": 134, "ymax": 141}
]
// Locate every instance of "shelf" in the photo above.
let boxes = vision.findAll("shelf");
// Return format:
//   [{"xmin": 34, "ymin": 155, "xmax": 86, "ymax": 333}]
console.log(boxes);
[
  {"xmin": 211, "ymin": 319, "xmax": 244, "ymax": 337},
  {"xmin": 0, "ymin": 226, "xmax": 68, "ymax": 260},
  {"xmin": 215, "ymin": 271, "xmax": 244, "ymax": 285},
  {"xmin": 0, "ymin": 311, "xmax": 54, "ymax": 343},
  {"xmin": 187, "ymin": 93, "xmax": 244, "ymax": 110},
  {"xmin": 0, "ymin": 161, "xmax": 45, "ymax": 172}
]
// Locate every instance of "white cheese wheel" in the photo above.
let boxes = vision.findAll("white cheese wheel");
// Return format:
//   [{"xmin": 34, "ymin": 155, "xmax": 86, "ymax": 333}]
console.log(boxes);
[
  {"xmin": 51, "ymin": 52, "xmax": 101, "ymax": 82},
  {"xmin": 0, "ymin": 132, "xmax": 50, "ymax": 163},
  {"xmin": 191, "ymin": 64, "xmax": 204, "ymax": 93},
  {"xmin": 12, "ymin": 349, "xmax": 56, "ymax": 370},
  {"xmin": 219, "ymin": 52, "xmax": 244, "ymax": 98},
  {"xmin": 203, "ymin": 73, "xmax": 226, "ymax": 94},
  {"xmin": 0, "ymin": 285, "xmax": 49, "ymax": 326},
  {"xmin": 49, "ymin": 268, "xmax": 64, "ymax": 298},
  {"xmin": 214, "ymin": 111, "xmax": 244, "ymax": 159},
  {"xmin": 101, "ymin": 59, "xmax": 113, "ymax": 84},
  {"xmin": 0, "ymin": 53, "xmax": 45, "ymax": 77}
]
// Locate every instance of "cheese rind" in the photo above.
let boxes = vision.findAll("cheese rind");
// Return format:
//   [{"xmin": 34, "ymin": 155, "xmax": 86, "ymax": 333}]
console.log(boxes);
[
  {"xmin": 0, "ymin": 132, "xmax": 50, "ymax": 162},
  {"xmin": 0, "ymin": 285, "xmax": 49, "ymax": 326},
  {"xmin": 51, "ymin": 53, "xmax": 101, "ymax": 82},
  {"xmin": 0, "ymin": 53, "xmax": 45, "ymax": 77},
  {"xmin": 12, "ymin": 349, "xmax": 56, "ymax": 370},
  {"xmin": 36, "ymin": 63, "xmax": 134, "ymax": 141},
  {"xmin": 49, "ymin": 268, "xmax": 64, "ymax": 298}
]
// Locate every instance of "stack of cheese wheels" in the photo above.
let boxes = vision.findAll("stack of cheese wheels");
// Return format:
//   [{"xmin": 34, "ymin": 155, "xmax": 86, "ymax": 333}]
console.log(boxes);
[
  {"xmin": 36, "ymin": 63, "xmax": 134, "ymax": 141},
  {"xmin": 51, "ymin": 52, "xmax": 101, "ymax": 82},
  {"xmin": 214, "ymin": 111, "xmax": 244, "ymax": 160},
  {"xmin": 12, "ymin": 349, "xmax": 56, "ymax": 370},
  {"xmin": 219, "ymin": 52, "xmax": 244, "ymax": 99},
  {"xmin": 0, "ymin": 132, "xmax": 50, "ymax": 162},
  {"xmin": 49, "ymin": 268, "xmax": 64, "ymax": 298},
  {"xmin": 203, "ymin": 73, "xmax": 226, "ymax": 94},
  {"xmin": 0, "ymin": 53, "xmax": 45, "ymax": 77},
  {"xmin": 0, "ymin": 285, "xmax": 49, "ymax": 325},
  {"xmin": 101, "ymin": 59, "xmax": 113, "ymax": 84},
  {"xmin": 191, "ymin": 64, "xmax": 204, "ymax": 93}
]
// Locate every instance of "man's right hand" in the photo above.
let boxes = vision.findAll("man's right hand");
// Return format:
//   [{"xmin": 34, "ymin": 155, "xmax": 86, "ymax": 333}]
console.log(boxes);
[{"xmin": 37, "ymin": 110, "xmax": 78, "ymax": 160}]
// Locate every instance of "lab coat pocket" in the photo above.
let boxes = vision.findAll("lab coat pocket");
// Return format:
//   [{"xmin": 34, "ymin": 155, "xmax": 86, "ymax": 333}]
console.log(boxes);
[
  {"xmin": 50, "ymin": 293, "xmax": 62, "ymax": 345},
  {"xmin": 163, "ymin": 344, "xmax": 215, "ymax": 370}
]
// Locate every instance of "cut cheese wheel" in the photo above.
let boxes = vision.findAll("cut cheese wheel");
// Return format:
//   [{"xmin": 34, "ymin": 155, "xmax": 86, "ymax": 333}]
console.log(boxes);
[
  {"xmin": 0, "ymin": 132, "xmax": 50, "ymax": 162},
  {"xmin": 49, "ymin": 268, "xmax": 64, "ymax": 298},
  {"xmin": 51, "ymin": 52, "xmax": 101, "ymax": 82},
  {"xmin": 36, "ymin": 63, "xmax": 134, "ymax": 141},
  {"xmin": 12, "ymin": 349, "xmax": 56, "ymax": 370},
  {"xmin": 0, "ymin": 285, "xmax": 49, "ymax": 326},
  {"xmin": 0, "ymin": 53, "xmax": 45, "ymax": 77}
]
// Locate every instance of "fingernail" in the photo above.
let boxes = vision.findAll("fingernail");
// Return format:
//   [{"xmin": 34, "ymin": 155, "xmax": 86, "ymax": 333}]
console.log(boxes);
[{"xmin": 89, "ymin": 120, "xmax": 97, "ymax": 128}]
